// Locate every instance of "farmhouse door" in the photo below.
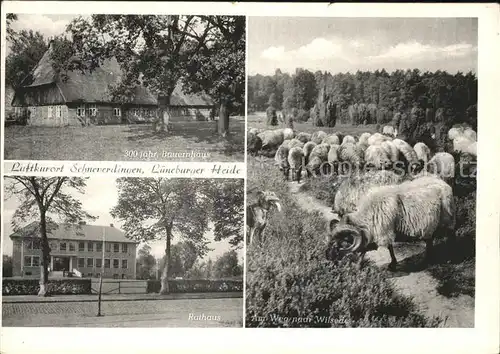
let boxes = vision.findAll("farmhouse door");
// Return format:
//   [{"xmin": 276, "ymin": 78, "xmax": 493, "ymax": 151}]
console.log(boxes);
[{"xmin": 53, "ymin": 256, "xmax": 70, "ymax": 271}]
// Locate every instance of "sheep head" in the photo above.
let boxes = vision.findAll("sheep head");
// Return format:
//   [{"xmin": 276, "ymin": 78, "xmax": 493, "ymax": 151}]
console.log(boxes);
[
  {"xmin": 325, "ymin": 223, "xmax": 364, "ymax": 260},
  {"xmin": 256, "ymin": 190, "xmax": 282, "ymax": 212}
]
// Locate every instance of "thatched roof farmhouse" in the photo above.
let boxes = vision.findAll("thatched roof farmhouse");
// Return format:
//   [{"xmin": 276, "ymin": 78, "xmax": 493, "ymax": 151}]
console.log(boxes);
[{"xmin": 11, "ymin": 41, "xmax": 215, "ymax": 126}]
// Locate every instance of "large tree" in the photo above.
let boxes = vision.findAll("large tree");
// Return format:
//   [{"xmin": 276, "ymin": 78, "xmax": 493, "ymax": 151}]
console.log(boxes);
[
  {"xmin": 56, "ymin": 15, "xmax": 244, "ymax": 136},
  {"xmin": 4, "ymin": 177, "xmax": 95, "ymax": 296},
  {"xmin": 213, "ymin": 250, "xmax": 243, "ymax": 279},
  {"xmin": 111, "ymin": 178, "xmax": 212, "ymax": 294},
  {"xmin": 5, "ymin": 29, "xmax": 47, "ymax": 89},
  {"xmin": 136, "ymin": 244, "xmax": 156, "ymax": 280}
]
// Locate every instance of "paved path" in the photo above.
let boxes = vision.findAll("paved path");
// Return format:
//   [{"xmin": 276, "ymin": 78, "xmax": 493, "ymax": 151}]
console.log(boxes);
[
  {"xmin": 3, "ymin": 291, "xmax": 242, "ymax": 303},
  {"xmin": 2, "ymin": 297, "xmax": 243, "ymax": 327}
]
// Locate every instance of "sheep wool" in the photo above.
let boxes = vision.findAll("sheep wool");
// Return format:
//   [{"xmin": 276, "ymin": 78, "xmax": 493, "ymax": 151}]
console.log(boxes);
[
  {"xmin": 296, "ymin": 132, "xmax": 312, "ymax": 144},
  {"xmin": 414, "ymin": 142, "xmax": 431, "ymax": 163},
  {"xmin": 327, "ymin": 144, "xmax": 340, "ymax": 163},
  {"xmin": 364, "ymin": 145, "xmax": 392, "ymax": 170},
  {"xmin": 283, "ymin": 128, "xmax": 295, "ymax": 140},
  {"xmin": 288, "ymin": 138, "xmax": 305, "ymax": 149},
  {"xmin": 322, "ymin": 134, "xmax": 340, "ymax": 146},
  {"xmin": 380, "ymin": 141, "xmax": 399, "ymax": 162},
  {"xmin": 311, "ymin": 131, "xmax": 328, "ymax": 144},
  {"xmin": 358, "ymin": 132, "xmax": 372, "ymax": 146},
  {"xmin": 342, "ymin": 135, "xmax": 356, "ymax": 145},
  {"xmin": 258, "ymin": 129, "xmax": 285, "ymax": 149}
]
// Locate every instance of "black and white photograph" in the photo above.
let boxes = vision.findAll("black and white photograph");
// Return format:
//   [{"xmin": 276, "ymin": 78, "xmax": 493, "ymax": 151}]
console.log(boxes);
[
  {"xmin": 2, "ymin": 176, "xmax": 244, "ymax": 327},
  {"xmin": 4, "ymin": 14, "xmax": 245, "ymax": 162},
  {"xmin": 246, "ymin": 17, "xmax": 477, "ymax": 328}
]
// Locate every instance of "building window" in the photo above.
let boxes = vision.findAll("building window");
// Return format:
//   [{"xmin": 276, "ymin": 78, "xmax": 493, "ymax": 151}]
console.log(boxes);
[
  {"xmin": 88, "ymin": 242, "xmax": 94, "ymax": 252},
  {"xmin": 96, "ymin": 258, "xmax": 102, "ymax": 268},
  {"xmin": 121, "ymin": 274, "xmax": 126, "ymax": 279},
  {"xmin": 48, "ymin": 106, "xmax": 53, "ymax": 119},
  {"xmin": 122, "ymin": 244, "xmax": 128, "ymax": 253},
  {"xmin": 27, "ymin": 239, "xmax": 40, "ymax": 250},
  {"xmin": 79, "ymin": 242, "xmax": 85, "ymax": 252},
  {"xmin": 105, "ymin": 242, "xmax": 111, "ymax": 252},
  {"xmin": 76, "ymin": 105, "xmax": 86, "ymax": 117},
  {"xmin": 113, "ymin": 259, "xmax": 119, "ymax": 269},
  {"xmin": 113, "ymin": 243, "xmax": 119, "ymax": 253},
  {"xmin": 113, "ymin": 274, "xmax": 119, "ymax": 279},
  {"xmin": 88, "ymin": 273, "xmax": 93, "ymax": 278},
  {"xmin": 60, "ymin": 242, "xmax": 67, "ymax": 251},
  {"xmin": 78, "ymin": 258, "xmax": 85, "ymax": 268},
  {"xmin": 87, "ymin": 258, "xmax": 94, "ymax": 268},
  {"xmin": 122, "ymin": 259, "xmax": 128, "ymax": 269},
  {"xmin": 113, "ymin": 107, "xmax": 121, "ymax": 117},
  {"xmin": 24, "ymin": 256, "xmax": 40, "ymax": 267},
  {"xmin": 89, "ymin": 104, "xmax": 97, "ymax": 117},
  {"xmin": 69, "ymin": 243, "xmax": 75, "ymax": 251},
  {"xmin": 96, "ymin": 242, "xmax": 102, "ymax": 252},
  {"xmin": 104, "ymin": 259, "xmax": 110, "ymax": 268},
  {"xmin": 56, "ymin": 106, "xmax": 62, "ymax": 118},
  {"xmin": 96, "ymin": 272, "xmax": 101, "ymax": 278}
]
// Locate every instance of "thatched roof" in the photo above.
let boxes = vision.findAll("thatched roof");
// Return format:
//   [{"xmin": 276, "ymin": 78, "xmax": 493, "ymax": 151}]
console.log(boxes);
[{"xmin": 17, "ymin": 42, "xmax": 214, "ymax": 107}]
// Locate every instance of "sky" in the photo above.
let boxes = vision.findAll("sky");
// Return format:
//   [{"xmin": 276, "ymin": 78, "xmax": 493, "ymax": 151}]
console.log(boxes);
[
  {"xmin": 2, "ymin": 177, "xmax": 244, "ymax": 264},
  {"xmin": 248, "ymin": 17, "xmax": 478, "ymax": 76}
]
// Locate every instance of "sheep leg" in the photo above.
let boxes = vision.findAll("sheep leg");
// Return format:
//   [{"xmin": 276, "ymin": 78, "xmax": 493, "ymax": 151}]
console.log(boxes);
[
  {"xmin": 297, "ymin": 167, "xmax": 302, "ymax": 184},
  {"xmin": 425, "ymin": 239, "xmax": 434, "ymax": 265},
  {"xmin": 388, "ymin": 244, "xmax": 398, "ymax": 271}
]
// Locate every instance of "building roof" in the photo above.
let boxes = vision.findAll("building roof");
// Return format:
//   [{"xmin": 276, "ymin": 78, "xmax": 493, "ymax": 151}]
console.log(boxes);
[
  {"xmin": 16, "ymin": 42, "xmax": 214, "ymax": 107},
  {"xmin": 9, "ymin": 222, "xmax": 137, "ymax": 244}
]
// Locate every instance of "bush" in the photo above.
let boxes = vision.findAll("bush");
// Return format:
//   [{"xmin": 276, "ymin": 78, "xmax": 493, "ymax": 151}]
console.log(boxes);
[
  {"xmin": 299, "ymin": 174, "xmax": 338, "ymax": 206},
  {"xmin": 296, "ymin": 109, "xmax": 310, "ymax": 122},
  {"xmin": 246, "ymin": 158, "xmax": 441, "ymax": 327},
  {"xmin": 2, "ymin": 278, "xmax": 92, "ymax": 296},
  {"xmin": 146, "ymin": 279, "xmax": 243, "ymax": 293}
]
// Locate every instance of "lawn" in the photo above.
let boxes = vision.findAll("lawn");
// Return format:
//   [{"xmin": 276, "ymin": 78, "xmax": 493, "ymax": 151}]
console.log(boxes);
[
  {"xmin": 4, "ymin": 117, "xmax": 245, "ymax": 161},
  {"xmin": 247, "ymin": 112, "xmax": 378, "ymax": 136}
]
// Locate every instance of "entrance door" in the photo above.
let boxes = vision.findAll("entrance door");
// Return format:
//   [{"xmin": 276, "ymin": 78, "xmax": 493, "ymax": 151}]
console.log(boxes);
[{"xmin": 53, "ymin": 256, "xmax": 70, "ymax": 271}]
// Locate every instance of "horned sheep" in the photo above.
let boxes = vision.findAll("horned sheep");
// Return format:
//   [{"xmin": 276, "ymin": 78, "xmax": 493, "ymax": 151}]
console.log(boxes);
[{"xmin": 326, "ymin": 176, "xmax": 456, "ymax": 270}]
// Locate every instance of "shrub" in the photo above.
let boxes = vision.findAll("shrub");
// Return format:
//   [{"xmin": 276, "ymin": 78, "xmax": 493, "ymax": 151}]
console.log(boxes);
[
  {"xmin": 2, "ymin": 278, "xmax": 92, "ymax": 296},
  {"xmin": 146, "ymin": 279, "xmax": 243, "ymax": 293},
  {"xmin": 246, "ymin": 158, "xmax": 441, "ymax": 327},
  {"xmin": 299, "ymin": 174, "xmax": 338, "ymax": 206}
]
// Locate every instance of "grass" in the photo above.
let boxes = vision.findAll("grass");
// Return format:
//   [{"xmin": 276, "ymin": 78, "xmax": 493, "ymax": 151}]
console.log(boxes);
[
  {"xmin": 4, "ymin": 117, "xmax": 244, "ymax": 161},
  {"xmin": 247, "ymin": 112, "xmax": 379, "ymax": 136}
]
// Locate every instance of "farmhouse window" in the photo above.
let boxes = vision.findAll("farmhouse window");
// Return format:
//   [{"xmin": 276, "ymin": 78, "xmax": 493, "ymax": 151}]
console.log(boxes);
[
  {"xmin": 105, "ymin": 259, "xmax": 111, "ymax": 268},
  {"xmin": 78, "ymin": 242, "xmax": 85, "ymax": 252},
  {"xmin": 122, "ymin": 259, "xmax": 128, "ymax": 269},
  {"xmin": 78, "ymin": 258, "xmax": 85, "ymax": 268},
  {"xmin": 122, "ymin": 244, "xmax": 128, "ymax": 253},
  {"xmin": 113, "ymin": 274, "xmax": 119, "ymax": 279},
  {"xmin": 132, "ymin": 108, "xmax": 139, "ymax": 116},
  {"xmin": 113, "ymin": 259, "xmax": 119, "ymax": 269},
  {"xmin": 113, "ymin": 107, "xmax": 121, "ymax": 117},
  {"xmin": 59, "ymin": 242, "xmax": 67, "ymax": 251},
  {"xmin": 76, "ymin": 106, "xmax": 86, "ymax": 117},
  {"xmin": 113, "ymin": 243, "xmax": 120, "ymax": 253},
  {"xmin": 27, "ymin": 238, "xmax": 40, "ymax": 250},
  {"xmin": 88, "ymin": 242, "xmax": 94, "ymax": 252},
  {"xmin": 89, "ymin": 105, "xmax": 98, "ymax": 117},
  {"xmin": 96, "ymin": 242, "xmax": 102, "ymax": 252},
  {"xmin": 96, "ymin": 258, "xmax": 102, "ymax": 268},
  {"xmin": 69, "ymin": 243, "xmax": 75, "ymax": 251},
  {"xmin": 87, "ymin": 258, "xmax": 94, "ymax": 268},
  {"xmin": 47, "ymin": 106, "xmax": 53, "ymax": 119},
  {"xmin": 105, "ymin": 242, "xmax": 111, "ymax": 252},
  {"xmin": 56, "ymin": 106, "xmax": 62, "ymax": 118},
  {"xmin": 88, "ymin": 273, "xmax": 93, "ymax": 277},
  {"xmin": 24, "ymin": 256, "xmax": 32, "ymax": 267},
  {"xmin": 32, "ymin": 256, "xmax": 40, "ymax": 267}
]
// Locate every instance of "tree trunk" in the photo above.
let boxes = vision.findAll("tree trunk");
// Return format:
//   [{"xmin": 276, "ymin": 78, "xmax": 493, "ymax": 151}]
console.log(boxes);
[
  {"xmin": 155, "ymin": 91, "xmax": 174, "ymax": 133},
  {"xmin": 159, "ymin": 225, "xmax": 172, "ymax": 295},
  {"xmin": 38, "ymin": 212, "xmax": 50, "ymax": 297},
  {"xmin": 218, "ymin": 100, "xmax": 230, "ymax": 137}
]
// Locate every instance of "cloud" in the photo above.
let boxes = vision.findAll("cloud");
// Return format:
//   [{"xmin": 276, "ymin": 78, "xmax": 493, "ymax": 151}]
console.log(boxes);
[
  {"xmin": 261, "ymin": 46, "xmax": 286, "ymax": 60},
  {"xmin": 260, "ymin": 37, "xmax": 347, "ymax": 62},
  {"xmin": 12, "ymin": 14, "xmax": 71, "ymax": 39},
  {"xmin": 370, "ymin": 41, "xmax": 476, "ymax": 61}
]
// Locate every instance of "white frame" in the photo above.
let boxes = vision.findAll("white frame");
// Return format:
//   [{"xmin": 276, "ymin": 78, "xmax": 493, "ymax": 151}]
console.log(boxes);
[
  {"xmin": 76, "ymin": 105, "xmax": 85, "ymax": 117},
  {"xmin": 112, "ymin": 259, "xmax": 119, "ymax": 269},
  {"xmin": 77, "ymin": 257, "xmax": 85, "ymax": 268},
  {"xmin": 86, "ymin": 258, "xmax": 94, "ymax": 268},
  {"xmin": 88, "ymin": 104, "xmax": 97, "ymax": 117},
  {"xmin": 122, "ymin": 243, "xmax": 128, "ymax": 253},
  {"xmin": 113, "ymin": 107, "xmax": 121, "ymax": 117},
  {"xmin": 104, "ymin": 258, "xmax": 111, "ymax": 269},
  {"xmin": 47, "ymin": 105, "xmax": 53, "ymax": 119},
  {"xmin": 95, "ymin": 258, "xmax": 102, "ymax": 268},
  {"xmin": 122, "ymin": 259, "xmax": 128, "ymax": 269},
  {"xmin": 59, "ymin": 242, "xmax": 66, "ymax": 251},
  {"xmin": 113, "ymin": 243, "xmax": 120, "ymax": 253},
  {"xmin": 55, "ymin": 105, "xmax": 62, "ymax": 118}
]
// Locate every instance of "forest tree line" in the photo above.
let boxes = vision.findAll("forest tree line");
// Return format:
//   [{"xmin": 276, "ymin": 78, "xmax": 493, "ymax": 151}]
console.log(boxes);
[{"xmin": 248, "ymin": 68, "xmax": 477, "ymax": 132}]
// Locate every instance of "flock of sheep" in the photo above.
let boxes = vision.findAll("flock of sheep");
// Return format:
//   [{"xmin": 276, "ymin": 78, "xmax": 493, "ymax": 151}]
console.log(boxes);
[{"xmin": 247, "ymin": 123, "xmax": 477, "ymax": 270}]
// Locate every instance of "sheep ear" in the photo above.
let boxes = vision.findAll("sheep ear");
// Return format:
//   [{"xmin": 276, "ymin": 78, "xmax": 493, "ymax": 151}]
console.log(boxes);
[{"xmin": 328, "ymin": 218, "xmax": 339, "ymax": 233}]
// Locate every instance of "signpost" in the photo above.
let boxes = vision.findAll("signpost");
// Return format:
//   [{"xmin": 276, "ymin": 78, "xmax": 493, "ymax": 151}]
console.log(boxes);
[{"xmin": 97, "ymin": 227, "xmax": 105, "ymax": 316}]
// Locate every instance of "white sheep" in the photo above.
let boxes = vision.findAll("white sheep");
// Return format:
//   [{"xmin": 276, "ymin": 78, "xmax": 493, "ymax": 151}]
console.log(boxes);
[
  {"xmin": 287, "ymin": 138, "xmax": 305, "ymax": 149},
  {"xmin": 364, "ymin": 145, "xmax": 392, "ymax": 170},
  {"xmin": 453, "ymin": 136, "xmax": 477, "ymax": 156},
  {"xmin": 311, "ymin": 131, "xmax": 328, "ymax": 145},
  {"xmin": 382, "ymin": 125, "xmax": 396, "ymax": 137},
  {"xmin": 282, "ymin": 128, "xmax": 295, "ymax": 141},
  {"xmin": 332, "ymin": 170, "xmax": 404, "ymax": 218},
  {"xmin": 380, "ymin": 140, "xmax": 399, "ymax": 163},
  {"xmin": 392, "ymin": 138, "xmax": 421, "ymax": 173},
  {"xmin": 296, "ymin": 132, "xmax": 312, "ymax": 144},
  {"xmin": 302, "ymin": 141, "xmax": 317, "ymax": 166},
  {"xmin": 414, "ymin": 142, "xmax": 431, "ymax": 164},
  {"xmin": 424, "ymin": 152, "xmax": 456, "ymax": 186},
  {"xmin": 322, "ymin": 134, "xmax": 340, "ymax": 146},
  {"xmin": 327, "ymin": 176, "xmax": 455, "ymax": 270},
  {"xmin": 306, "ymin": 144, "xmax": 329, "ymax": 176},
  {"xmin": 337, "ymin": 142, "xmax": 364, "ymax": 174},
  {"xmin": 342, "ymin": 135, "xmax": 356, "ymax": 145},
  {"xmin": 288, "ymin": 147, "xmax": 305, "ymax": 183},
  {"xmin": 367, "ymin": 132, "xmax": 392, "ymax": 146},
  {"xmin": 258, "ymin": 129, "xmax": 285, "ymax": 150},
  {"xmin": 358, "ymin": 132, "xmax": 372, "ymax": 146},
  {"xmin": 274, "ymin": 143, "xmax": 290, "ymax": 180},
  {"xmin": 463, "ymin": 128, "xmax": 477, "ymax": 142}
]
